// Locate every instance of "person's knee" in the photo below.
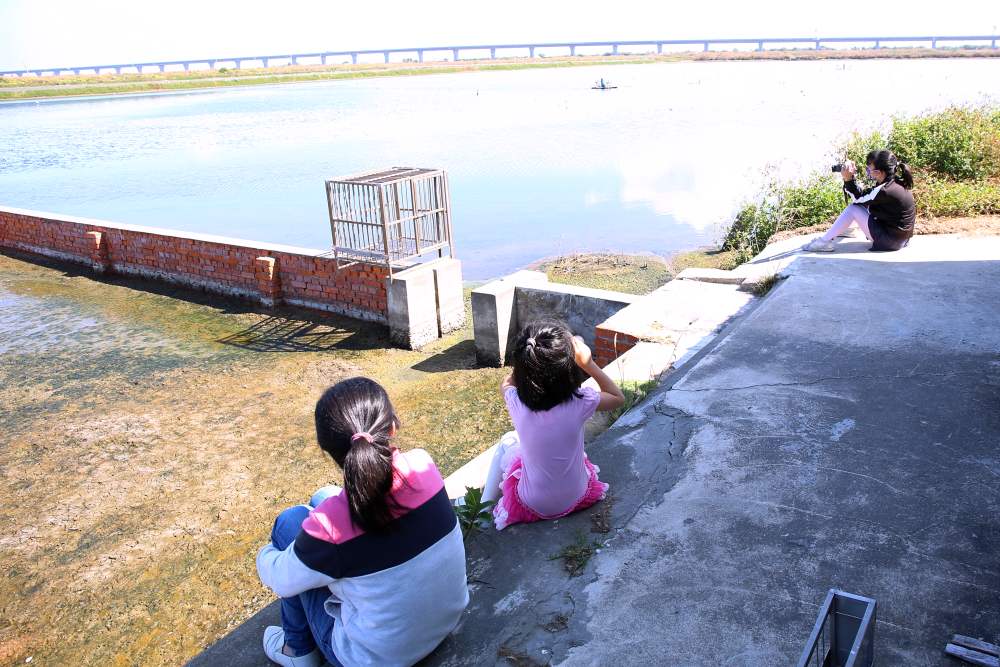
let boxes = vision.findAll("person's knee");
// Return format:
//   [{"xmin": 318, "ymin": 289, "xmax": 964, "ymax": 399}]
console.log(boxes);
[
  {"xmin": 271, "ymin": 505, "xmax": 311, "ymax": 550},
  {"xmin": 309, "ymin": 484, "xmax": 342, "ymax": 508}
]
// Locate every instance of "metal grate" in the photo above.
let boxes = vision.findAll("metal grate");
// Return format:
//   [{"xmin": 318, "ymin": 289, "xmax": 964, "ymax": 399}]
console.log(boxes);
[
  {"xmin": 324, "ymin": 167, "xmax": 455, "ymax": 276},
  {"xmin": 797, "ymin": 590, "xmax": 876, "ymax": 667}
]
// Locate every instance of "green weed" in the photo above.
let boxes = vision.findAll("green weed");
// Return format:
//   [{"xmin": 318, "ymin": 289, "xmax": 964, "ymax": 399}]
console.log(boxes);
[
  {"xmin": 550, "ymin": 532, "xmax": 602, "ymax": 577},
  {"xmin": 453, "ymin": 486, "xmax": 495, "ymax": 539}
]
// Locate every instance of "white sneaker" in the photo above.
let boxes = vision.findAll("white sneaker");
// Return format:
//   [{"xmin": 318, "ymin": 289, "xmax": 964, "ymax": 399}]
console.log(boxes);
[
  {"xmin": 263, "ymin": 626, "xmax": 324, "ymax": 667},
  {"xmin": 803, "ymin": 238, "xmax": 836, "ymax": 252}
]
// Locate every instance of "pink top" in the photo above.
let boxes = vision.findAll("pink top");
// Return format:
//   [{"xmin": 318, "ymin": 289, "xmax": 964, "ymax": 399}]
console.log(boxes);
[{"xmin": 503, "ymin": 385, "xmax": 601, "ymax": 517}]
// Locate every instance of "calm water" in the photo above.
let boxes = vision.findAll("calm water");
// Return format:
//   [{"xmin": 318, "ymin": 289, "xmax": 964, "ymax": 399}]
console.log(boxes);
[{"xmin": 1, "ymin": 59, "xmax": 998, "ymax": 279}]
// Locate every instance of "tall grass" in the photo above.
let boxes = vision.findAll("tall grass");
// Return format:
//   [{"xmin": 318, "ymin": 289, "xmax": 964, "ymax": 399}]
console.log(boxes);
[{"xmin": 722, "ymin": 105, "xmax": 1000, "ymax": 262}]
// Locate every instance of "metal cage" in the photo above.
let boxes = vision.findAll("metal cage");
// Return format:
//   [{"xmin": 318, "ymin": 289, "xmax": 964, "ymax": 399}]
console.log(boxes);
[
  {"xmin": 324, "ymin": 167, "xmax": 455, "ymax": 276},
  {"xmin": 797, "ymin": 590, "xmax": 877, "ymax": 667}
]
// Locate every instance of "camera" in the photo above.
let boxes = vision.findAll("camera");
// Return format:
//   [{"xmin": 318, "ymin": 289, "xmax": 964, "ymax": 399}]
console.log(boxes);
[{"xmin": 831, "ymin": 164, "xmax": 843, "ymax": 173}]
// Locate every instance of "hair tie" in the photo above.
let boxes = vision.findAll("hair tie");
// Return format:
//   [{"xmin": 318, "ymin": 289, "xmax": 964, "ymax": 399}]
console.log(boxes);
[{"xmin": 351, "ymin": 432, "xmax": 374, "ymax": 444}]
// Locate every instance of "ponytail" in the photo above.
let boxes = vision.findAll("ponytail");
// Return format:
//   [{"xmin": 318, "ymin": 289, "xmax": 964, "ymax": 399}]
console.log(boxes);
[
  {"xmin": 342, "ymin": 435, "xmax": 394, "ymax": 531},
  {"xmin": 314, "ymin": 377, "xmax": 401, "ymax": 532},
  {"xmin": 896, "ymin": 162, "xmax": 913, "ymax": 190}
]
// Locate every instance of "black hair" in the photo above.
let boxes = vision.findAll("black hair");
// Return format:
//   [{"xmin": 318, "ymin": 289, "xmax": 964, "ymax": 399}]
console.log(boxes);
[
  {"xmin": 314, "ymin": 377, "xmax": 401, "ymax": 532},
  {"xmin": 866, "ymin": 149, "xmax": 913, "ymax": 190},
  {"xmin": 511, "ymin": 320, "xmax": 588, "ymax": 411}
]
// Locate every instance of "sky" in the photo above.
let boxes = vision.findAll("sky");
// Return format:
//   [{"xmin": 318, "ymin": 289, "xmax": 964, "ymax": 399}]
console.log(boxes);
[{"xmin": 1, "ymin": 0, "xmax": 999, "ymax": 70}]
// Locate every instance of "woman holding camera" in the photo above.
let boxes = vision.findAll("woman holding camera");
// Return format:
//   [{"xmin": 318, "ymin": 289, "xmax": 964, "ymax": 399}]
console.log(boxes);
[{"xmin": 803, "ymin": 150, "xmax": 915, "ymax": 252}]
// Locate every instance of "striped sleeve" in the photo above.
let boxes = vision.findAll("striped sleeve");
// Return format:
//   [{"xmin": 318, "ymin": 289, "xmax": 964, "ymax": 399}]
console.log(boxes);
[
  {"xmin": 256, "ymin": 541, "xmax": 336, "ymax": 599},
  {"xmin": 844, "ymin": 179, "xmax": 885, "ymax": 205}
]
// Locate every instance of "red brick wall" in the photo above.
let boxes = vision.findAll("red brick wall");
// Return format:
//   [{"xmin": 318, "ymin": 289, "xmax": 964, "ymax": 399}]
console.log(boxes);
[
  {"xmin": 593, "ymin": 325, "xmax": 640, "ymax": 367},
  {"xmin": 0, "ymin": 207, "xmax": 388, "ymax": 322}
]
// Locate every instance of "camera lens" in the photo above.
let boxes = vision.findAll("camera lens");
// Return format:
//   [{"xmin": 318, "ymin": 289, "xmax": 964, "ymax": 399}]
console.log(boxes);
[{"xmin": 831, "ymin": 164, "xmax": 843, "ymax": 173}]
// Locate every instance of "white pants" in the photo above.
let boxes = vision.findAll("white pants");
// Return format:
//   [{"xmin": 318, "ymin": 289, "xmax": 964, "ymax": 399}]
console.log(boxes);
[
  {"xmin": 481, "ymin": 431, "xmax": 520, "ymax": 504},
  {"xmin": 821, "ymin": 204, "xmax": 872, "ymax": 243}
]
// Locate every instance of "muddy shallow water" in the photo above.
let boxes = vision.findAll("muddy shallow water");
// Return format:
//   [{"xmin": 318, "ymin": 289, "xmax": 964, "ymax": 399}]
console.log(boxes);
[{"xmin": 0, "ymin": 252, "xmax": 508, "ymax": 665}]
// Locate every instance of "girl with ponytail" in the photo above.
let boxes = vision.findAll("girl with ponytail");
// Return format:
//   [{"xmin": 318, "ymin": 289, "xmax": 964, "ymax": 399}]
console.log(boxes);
[
  {"xmin": 482, "ymin": 320, "xmax": 625, "ymax": 530},
  {"xmin": 256, "ymin": 377, "xmax": 468, "ymax": 667},
  {"xmin": 803, "ymin": 149, "xmax": 917, "ymax": 253}
]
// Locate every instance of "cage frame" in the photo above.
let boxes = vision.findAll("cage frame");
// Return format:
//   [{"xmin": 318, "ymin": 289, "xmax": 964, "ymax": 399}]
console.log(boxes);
[
  {"xmin": 323, "ymin": 167, "xmax": 456, "ymax": 279},
  {"xmin": 796, "ymin": 589, "xmax": 877, "ymax": 667}
]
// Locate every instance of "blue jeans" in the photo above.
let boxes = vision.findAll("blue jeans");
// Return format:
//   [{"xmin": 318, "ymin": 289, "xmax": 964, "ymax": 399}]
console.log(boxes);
[{"xmin": 270, "ymin": 485, "xmax": 343, "ymax": 666}]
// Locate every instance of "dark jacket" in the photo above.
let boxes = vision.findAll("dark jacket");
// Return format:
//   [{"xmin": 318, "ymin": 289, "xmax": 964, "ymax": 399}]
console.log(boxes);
[{"xmin": 844, "ymin": 178, "xmax": 916, "ymax": 250}]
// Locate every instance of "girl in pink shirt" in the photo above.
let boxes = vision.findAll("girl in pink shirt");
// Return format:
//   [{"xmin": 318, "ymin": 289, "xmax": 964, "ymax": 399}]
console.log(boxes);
[{"xmin": 482, "ymin": 320, "xmax": 626, "ymax": 530}]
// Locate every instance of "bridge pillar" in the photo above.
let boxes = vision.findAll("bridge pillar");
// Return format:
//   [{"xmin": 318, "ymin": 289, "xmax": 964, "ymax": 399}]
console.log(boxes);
[
  {"xmin": 656, "ymin": 43, "xmax": 662, "ymax": 54},
  {"xmin": 993, "ymin": 38, "xmax": 997, "ymax": 49},
  {"xmin": 570, "ymin": 45, "xmax": 577, "ymax": 56},
  {"xmin": 931, "ymin": 39, "xmax": 937, "ymax": 48},
  {"xmin": 208, "ymin": 60, "xmax": 216, "ymax": 70},
  {"xmin": 703, "ymin": 42, "xmax": 710, "ymax": 52},
  {"xmin": 815, "ymin": 40, "xmax": 821, "ymax": 50},
  {"xmin": 452, "ymin": 48, "xmax": 459, "ymax": 61},
  {"xmin": 115, "ymin": 66, "xmax": 121, "ymax": 74},
  {"xmin": 418, "ymin": 50, "xmax": 424, "ymax": 62},
  {"xmin": 612, "ymin": 44, "xmax": 619, "ymax": 55},
  {"xmin": 874, "ymin": 40, "xmax": 880, "ymax": 49},
  {"xmin": 351, "ymin": 53, "xmax": 357, "ymax": 64},
  {"xmin": 529, "ymin": 46, "xmax": 535, "ymax": 58},
  {"xmin": 183, "ymin": 62, "xmax": 190, "ymax": 71},
  {"xmin": 490, "ymin": 47, "xmax": 496, "ymax": 59},
  {"xmin": 73, "ymin": 69, "xmax": 80, "ymax": 75},
  {"xmin": 291, "ymin": 55, "xmax": 298, "ymax": 65},
  {"xmin": 159, "ymin": 64, "xmax": 165, "ymax": 72},
  {"xmin": 757, "ymin": 41, "xmax": 764, "ymax": 51},
  {"xmin": 321, "ymin": 54, "xmax": 327, "ymax": 65}
]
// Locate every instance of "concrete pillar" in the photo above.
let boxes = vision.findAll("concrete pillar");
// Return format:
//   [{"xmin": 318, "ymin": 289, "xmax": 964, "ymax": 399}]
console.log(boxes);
[
  {"xmin": 452, "ymin": 48, "xmax": 459, "ymax": 61},
  {"xmin": 208, "ymin": 60, "xmax": 216, "ymax": 70},
  {"xmin": 612, "ymin": 44, "xmax": 619, "ymax": 55},
  {"xmin": 385, "ymin": 52, "xmax": 391, "ymax": 63},
  {"xmin": 490, "ymin": 47, "xmax": 496, "ymax": 59},
  {"xmin": 85, "ymin": 230, "xmax": 111, "ymax": 275},
  {"xmin": 430, "ymin": 258, "xmax": 466, "ymax": 335},
  {"xmin": 262, "ymin": 58, "xmax": 269, "ymax": 68},
  {"xmin": 292, "ymin": 55, "xmax": 299, "ymax": 65},
  {"xmin": 159, "ymin": 64, "xmax": 165, "ymax": 72},
  {"xmin": 529, "ymin": 46, "xmax": 535, "ymax": 58},
  {"xmin": 815, "ymin": 40, "xmax": 821, "ymax": 50},
  {"xmin": 703, "ymin": 42, "xmax": 710, "ymax": 52},
  {"xmin": 254, "ymin": 256, "xmax": 282, "ymax": 307},
  {"xmin": 387, "ymin": 263, "xmax": 440, "ymax": 349},
  {"xmin": 351, "ymin": 53, "xmax": 358, "ymax": 64},
  {"xmin": 757, "ymin": 41, "xmax": 764, "ymax": 51},
  {"xmin": 321, "ymin": 54, "xmax": 327, "ymax": 65},
  {"xmin": 656, "ymin": 43, "xmax": 662, "ymax": 54},
  {"xmin": 571, "ymin": 45, "xmax": 577, "ymax": 56},
  {"xmin": 114, "ymin": 67, "xmax": 121, "ymax": 74},
  {"xmin": 874, "ymin": 40, "xmax": 881, "ymax": 49},
  {"xmin": 471, "ymin": 270, "xmax": 547, "ymax": 366},
  {"xmin": 184, "ymin": 62, "xmax": 190, "ymax": 71},
  {"xmin": 418, "ymin": 50, "xmax": 424, "ymax": 62},
  {"xmin": 931, "ymin": 39, "xmax": 937, "ymax": 49}
]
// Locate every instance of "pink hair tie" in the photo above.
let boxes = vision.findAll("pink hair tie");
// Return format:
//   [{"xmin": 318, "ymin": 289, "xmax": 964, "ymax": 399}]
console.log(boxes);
[{"xmin": 351, "ymin": 432, "xmax": 374, "ymax": 444}]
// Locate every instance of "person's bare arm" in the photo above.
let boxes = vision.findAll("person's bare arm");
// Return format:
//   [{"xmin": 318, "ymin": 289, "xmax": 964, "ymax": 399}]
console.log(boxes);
[
  {"xmin": 501, "ymin": 372, "xmax": 515, "ymax": 393},
  {"xmin": 573, "ymin": 336, "xmax": 625, "ymax": 412}
]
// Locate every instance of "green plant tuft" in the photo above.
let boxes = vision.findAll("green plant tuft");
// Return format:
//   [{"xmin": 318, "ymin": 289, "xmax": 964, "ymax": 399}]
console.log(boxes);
[{"xmin": 453, "ymin": 486, "xmax": 495, "ymax": 539}]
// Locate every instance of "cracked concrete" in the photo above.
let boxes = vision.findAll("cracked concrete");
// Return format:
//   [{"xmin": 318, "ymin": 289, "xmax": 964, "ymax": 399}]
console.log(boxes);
[
  {"xmin": 192, "ymin": 234, "xmax": 1000, "ymax": 666},
  {"xmin": 424, "ymin": 235, "xmax": 1000, "ymax": 666}
]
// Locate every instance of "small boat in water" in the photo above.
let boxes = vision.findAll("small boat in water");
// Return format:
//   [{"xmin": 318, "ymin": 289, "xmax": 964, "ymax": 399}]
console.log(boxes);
[{"xmin": 592, "ymin": 78, "xmax": 617, "ymax": 90}]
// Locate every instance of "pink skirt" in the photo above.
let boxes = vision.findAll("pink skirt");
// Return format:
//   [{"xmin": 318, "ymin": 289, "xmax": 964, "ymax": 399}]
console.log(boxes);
[{"xmin": 492, "ymin": 455, "xmax": 609, "ymax": 530}]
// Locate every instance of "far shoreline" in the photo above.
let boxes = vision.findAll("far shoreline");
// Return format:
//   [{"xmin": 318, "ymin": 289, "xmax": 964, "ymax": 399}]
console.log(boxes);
[{"xmin": 3, "ymin": 47, "xmax": 999, "ymax": 102}]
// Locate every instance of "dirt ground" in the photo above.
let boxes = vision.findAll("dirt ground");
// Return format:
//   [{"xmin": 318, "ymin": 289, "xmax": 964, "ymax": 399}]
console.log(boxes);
[
  {"xmin": 768, "ymin": 214, "xmax": 1000, "ymax": 244},
  {"xmin": 0, "ymin": 252, "xmax": 514, "ymax": 666}
]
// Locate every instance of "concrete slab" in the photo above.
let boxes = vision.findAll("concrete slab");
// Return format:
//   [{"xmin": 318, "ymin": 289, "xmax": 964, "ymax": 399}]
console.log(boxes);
[
  {"xmin": 425, "ymin": 234, "xmax": 1000, "ymax": 666},
  {"xmin": 675, "ymin": 267, "xmax": 745, "ymax": 285}
]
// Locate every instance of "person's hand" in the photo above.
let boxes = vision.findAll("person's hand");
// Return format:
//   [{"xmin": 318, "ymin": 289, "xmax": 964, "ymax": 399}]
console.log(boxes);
[
  {"xmin": 572, "ymin": 335, "xmax": 593, "ymax": 369},
  {"xmin": 841, "ymin": 159, "xmax": 857, "ymax": 181}
]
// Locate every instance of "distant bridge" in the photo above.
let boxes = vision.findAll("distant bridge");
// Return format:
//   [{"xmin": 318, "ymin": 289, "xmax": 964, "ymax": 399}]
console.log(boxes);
[{"xmin": 2, "ymin": 35, "xmax": 998, "ymax": 78}]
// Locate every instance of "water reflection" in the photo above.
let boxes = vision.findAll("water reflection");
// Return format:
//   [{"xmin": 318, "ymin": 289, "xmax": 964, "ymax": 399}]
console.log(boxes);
[{"xmin": 1, "ymin": 58, "xmax": 997, "ymax": 279}]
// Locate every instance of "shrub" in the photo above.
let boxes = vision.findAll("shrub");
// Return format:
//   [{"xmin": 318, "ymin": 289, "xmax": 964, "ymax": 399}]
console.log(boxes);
[
  {"xmin": 888, "ymin": 106, "xmax": 1000, "ymax": 179},
  {"xmin": 915, "ymin": 175, "xmax": 1000, "ymax": 217}
]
